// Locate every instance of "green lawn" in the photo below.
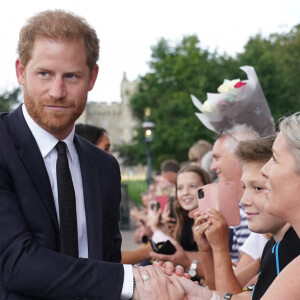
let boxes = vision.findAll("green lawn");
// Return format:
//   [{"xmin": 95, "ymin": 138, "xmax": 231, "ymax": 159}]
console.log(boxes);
[{"xmin": 123, "ymin": 180, "xmax": 148, "ymax": 206}]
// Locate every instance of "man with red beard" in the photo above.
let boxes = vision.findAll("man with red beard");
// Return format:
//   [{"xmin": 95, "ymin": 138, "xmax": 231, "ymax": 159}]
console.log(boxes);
[{"xmin": 0, "ymin": 10, "xmax": 137, "ymax": 300}]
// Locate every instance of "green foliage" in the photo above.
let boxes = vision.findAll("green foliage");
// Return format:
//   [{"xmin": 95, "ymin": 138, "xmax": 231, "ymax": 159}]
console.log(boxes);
[
  {"xmin": 128, "ymin": 35, "xmax": 239, "ymax": 169},
  {"xmin": 124, "ymin": 180, "xmax": 148, "ymax": 206},
  {"xmin": 117, "ymin": 127, "xmax": 148, "ymax": 166},
  {"xmin": 0, "ymin": 87, "xmax": 21, "ymax": 113},
  {"xmin": 238, "ymin": 25, "xmax": 300, "ymax": 121},
  {"xmin": 120, "ymin": 25, "xmax": 300, "ymax": 169}
]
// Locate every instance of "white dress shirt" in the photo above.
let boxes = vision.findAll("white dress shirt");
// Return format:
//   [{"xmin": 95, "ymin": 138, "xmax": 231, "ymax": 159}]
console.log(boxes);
[{"xmin": 22, "ymin": 104, "xmax": 133, "ymax": 299}]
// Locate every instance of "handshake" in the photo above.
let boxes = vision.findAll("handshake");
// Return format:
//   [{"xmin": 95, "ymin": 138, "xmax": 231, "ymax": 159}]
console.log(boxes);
[{"xmin": 131, "ymin": 261, "xmax": 214, "ymax": 300}]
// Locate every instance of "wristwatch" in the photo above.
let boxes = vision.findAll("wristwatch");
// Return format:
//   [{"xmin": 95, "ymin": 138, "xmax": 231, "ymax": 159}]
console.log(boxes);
[
  {"xmin": 224, "ymin": 293, "xmax": 233, "ymax": 299},
  {"xmin": 188, "ymin": 259, "xmax": 198, "ymax": 278}
]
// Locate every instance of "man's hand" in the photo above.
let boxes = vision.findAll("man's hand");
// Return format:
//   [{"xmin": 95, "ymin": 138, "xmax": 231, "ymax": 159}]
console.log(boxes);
[{"xmin": 133, "ymin": 263, "xmax": 185, "ymax": 300}]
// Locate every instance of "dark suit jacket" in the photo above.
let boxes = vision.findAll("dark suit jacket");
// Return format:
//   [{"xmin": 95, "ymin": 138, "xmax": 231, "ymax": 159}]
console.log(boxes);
[{"xmin": 0, "ymin": 105, "xmax": 124, "ymax": 300}]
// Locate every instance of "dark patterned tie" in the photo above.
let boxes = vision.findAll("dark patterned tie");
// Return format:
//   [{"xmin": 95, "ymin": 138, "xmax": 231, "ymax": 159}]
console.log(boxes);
[{"xmin": 56, "ymin": 141, "xmax": 78, "ymax": 258}]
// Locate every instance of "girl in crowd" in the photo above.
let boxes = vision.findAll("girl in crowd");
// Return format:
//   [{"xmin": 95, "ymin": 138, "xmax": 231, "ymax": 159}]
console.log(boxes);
[
  {"xmin": 149, "ymin": 165, "xmax": 211, "ymax": 278},
  {"xmin": 175, "ymin": 165, "xmax": 212, "ymax": 251}
]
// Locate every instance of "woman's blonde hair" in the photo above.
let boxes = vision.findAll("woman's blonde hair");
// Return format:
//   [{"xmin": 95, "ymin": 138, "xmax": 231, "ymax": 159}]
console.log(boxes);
[{"xmin": 279, "ymin": 112, "xmax": 300, "ymax": 173}]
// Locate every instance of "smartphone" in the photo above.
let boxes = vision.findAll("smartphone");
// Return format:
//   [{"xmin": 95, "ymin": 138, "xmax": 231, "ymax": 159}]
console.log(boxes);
[
  {"xmin": 155, "ymin": 195, "xmax": 169, "ymax": 212},
  {"xmin": 198, "ymin": 181, "xmax": 241, "ymax": 226},
  {"xmin": 149, "ymin": 239, "xmax": 176, "ymax": 255}
]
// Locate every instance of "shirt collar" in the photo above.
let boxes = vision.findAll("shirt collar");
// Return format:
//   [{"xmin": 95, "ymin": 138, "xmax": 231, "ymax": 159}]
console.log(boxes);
[{"xmin": 22, "ymin": 104, "xmax": 76, "ymax": 161}]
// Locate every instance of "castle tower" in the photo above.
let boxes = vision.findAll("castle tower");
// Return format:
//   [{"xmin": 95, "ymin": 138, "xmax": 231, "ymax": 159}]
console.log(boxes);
[
  {"xmin": 78, "ymin": 72, "xmax": 139, "ymax": 148},
  {"xmin": 120, "ymin": 72, "xmax": 139, "ymax": 144}
]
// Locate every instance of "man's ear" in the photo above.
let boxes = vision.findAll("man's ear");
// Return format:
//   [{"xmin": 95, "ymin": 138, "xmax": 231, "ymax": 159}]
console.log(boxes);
[
  {"xmin": 88, "ymin": 64, "xmax": 99, "ymax": 91},
  {"xmin": 16, "ymin": 58, "xmax": 25, "ymax": 85}
]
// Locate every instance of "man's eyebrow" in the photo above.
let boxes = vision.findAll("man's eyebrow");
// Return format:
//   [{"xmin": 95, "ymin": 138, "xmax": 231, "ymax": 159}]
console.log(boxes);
[
  {"xmin": 249, "ymin": 180, "xmax": 266, "ymax": 185},
  {"xmin": 64, "ymin": 69, "xmax": 84, "ymax": 74},
  {"xmin": 34, "ymin": 67, "xmax": 83, "ymax": 73},
  {"xmin": 34, "ymin": 67, "xmax": 50, "ymax": 71}
]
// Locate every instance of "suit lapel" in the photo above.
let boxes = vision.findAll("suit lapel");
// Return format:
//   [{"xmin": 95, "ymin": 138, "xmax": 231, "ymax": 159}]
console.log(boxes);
[
  {"xmin": 6, "ymin": 105, "xmax": 59, "ymax": 230},
  {"xmin": 75, "ymin": 137, "xmax": 103, "ymax": 260},
  {"xmin": 6, "ymin": 106, "xmax": 105, "ymax": 258}
]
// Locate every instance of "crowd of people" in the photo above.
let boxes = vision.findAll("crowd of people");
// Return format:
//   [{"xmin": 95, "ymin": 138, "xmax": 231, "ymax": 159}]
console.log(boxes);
[
  {"xmin": 136, "ymin": 112, "xmax": 300, "ymax": 300},
  {"xmin": 0, "ymin": 8, "xmax": 299, "ymax": 300}
]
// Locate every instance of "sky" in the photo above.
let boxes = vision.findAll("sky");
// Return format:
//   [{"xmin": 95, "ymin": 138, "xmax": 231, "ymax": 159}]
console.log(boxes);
[{"xmin": 0, "ymin": 0, "xmax": 299, "ymax": 103}]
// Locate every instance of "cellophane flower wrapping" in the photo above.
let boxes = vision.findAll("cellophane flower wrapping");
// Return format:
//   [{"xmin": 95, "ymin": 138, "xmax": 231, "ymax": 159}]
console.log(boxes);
[{"xmin": 191, "ymin": 66, "xmax": 275, "ymax": 136}]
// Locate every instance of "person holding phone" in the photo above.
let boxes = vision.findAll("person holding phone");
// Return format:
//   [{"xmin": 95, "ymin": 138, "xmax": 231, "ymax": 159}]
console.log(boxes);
[{"xmin": 150, "ymin": 165, "xmax": 211, "ymax": 279}]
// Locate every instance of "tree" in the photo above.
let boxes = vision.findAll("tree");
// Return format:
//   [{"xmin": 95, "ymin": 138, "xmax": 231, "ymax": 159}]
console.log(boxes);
[
  {"xmin": 272, "ymin": 25, "xmax": 300, "ymax": 117},
  {"xmin": 119, "ymin": 25, "xmax": 300, "ymax": 169},
  {"xmin": 0, "ymin": 87, "xmax": 21, "ymax": 113},
  {"xmin": 237, "ymin": 25, "xmax": 300, "ymax": 121},
  {"xmin": 119, "ymin": 36, "xmax": 238, "ymax": 169}
]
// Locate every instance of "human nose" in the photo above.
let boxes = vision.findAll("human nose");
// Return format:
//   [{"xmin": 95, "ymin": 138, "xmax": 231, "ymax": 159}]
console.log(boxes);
[
  {"xmin": 240, "ymin": 190, "xmax": 251, "ymax": 207},
  {"xmin": 210, "ymin": 158, "xmax": 217, "ymax": 171},
  {"xmin": 48, "ymin": 77, "xmax": 66, "ymax": 99},
  {"xmin": 180, "ymin": 186, "xmax": 189, "ymax": 195},
  {"xmin": 261, "ymin": 158, "xmax": 271, "ymax": 179}
]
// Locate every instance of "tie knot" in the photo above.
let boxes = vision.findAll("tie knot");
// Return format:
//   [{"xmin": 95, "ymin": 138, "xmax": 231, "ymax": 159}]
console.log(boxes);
[{"xmin": 56, "ymin": 141, "xmax": 67, "ymax": 156}]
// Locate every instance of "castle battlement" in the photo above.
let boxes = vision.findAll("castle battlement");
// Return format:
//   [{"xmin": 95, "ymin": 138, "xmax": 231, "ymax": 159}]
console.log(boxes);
[{"xmin": 77, "ymin": 72, "xmax": 139, "ymax": 146}]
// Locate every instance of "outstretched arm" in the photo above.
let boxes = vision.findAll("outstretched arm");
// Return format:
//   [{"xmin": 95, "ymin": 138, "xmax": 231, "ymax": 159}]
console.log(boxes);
[{"xmin": 121, "ymin": 244, "xmax": 152, "ymax": 265}]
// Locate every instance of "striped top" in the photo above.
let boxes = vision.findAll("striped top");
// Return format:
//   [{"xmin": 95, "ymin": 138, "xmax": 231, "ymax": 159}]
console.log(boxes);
[{"xmin": 229, "ymin": 205, "xmax": 251, "ymax": 262}]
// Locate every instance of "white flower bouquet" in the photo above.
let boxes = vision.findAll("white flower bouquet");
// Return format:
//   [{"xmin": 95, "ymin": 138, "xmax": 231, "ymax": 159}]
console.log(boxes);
[{"xmin": 191, "ymin": 66, "xmax": 275, "ymax": 136}]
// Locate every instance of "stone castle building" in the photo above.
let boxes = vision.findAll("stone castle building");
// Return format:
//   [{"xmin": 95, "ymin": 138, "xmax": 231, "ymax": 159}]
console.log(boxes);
[{"xmin": 77, "ymin": 73, "xmax": 147, "ymax": 180}]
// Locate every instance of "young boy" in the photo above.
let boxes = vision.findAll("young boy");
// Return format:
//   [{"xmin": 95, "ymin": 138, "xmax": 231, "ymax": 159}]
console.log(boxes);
[
  {"xmin": 236, "ymin": 136, "xmax": 300, "ymax": 299},
  {"xmin": 192, "ymin": 135, "xmax": 300, "ymax": 299}
]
